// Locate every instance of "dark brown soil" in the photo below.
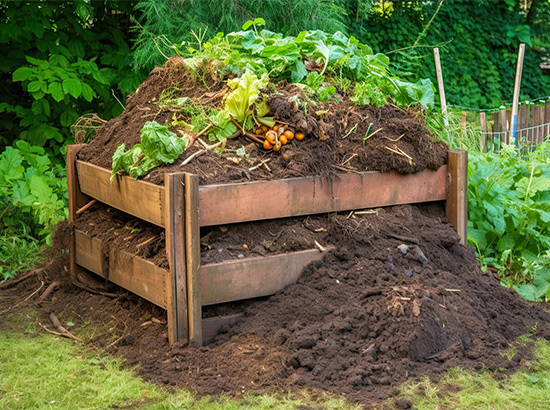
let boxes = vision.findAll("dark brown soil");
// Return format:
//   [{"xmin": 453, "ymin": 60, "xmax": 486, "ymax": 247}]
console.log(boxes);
[
  {"xmin": 76, "ymin": 57, "xmax": 447, "ymax": 186},
  {"xmin": 3, "ymin": 204, "xmax": 550, "ymax": 408}
]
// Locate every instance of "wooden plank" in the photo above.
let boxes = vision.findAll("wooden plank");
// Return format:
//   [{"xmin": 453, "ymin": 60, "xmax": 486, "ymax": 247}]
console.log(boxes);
[
  {"xmin": 184, "ymin": 173, "xmax": 202, "ymax": 346},
  {"xmin": 433, "ymin": 48, "xmax": 447, "ymax": 115},
  {"xmin": 446, "ymin": 150, "xmax": 468, "ymax": 246},
  {"xmin": 202, "ymin": 313, "xmax": 243, "ymax": 345},
  {"xmin": 480, "ymin": 112, "xmax": 487, "ymax": 153},
  {"xmin": 201, "ymin": 248, "xmax": 332, "ymax": 306},
  {"xmin": 198, "ymin": 167, "xmax": 447, "ymax": 227},
  {"xmin": 76, "ymin": 160, "xmax": 165, "ymax": 227},
  {"xmin": 165, "ymin": 173, "xmax": 188, "ymax": 344},
  {"xmin": 534, "ymin": 105, "xmax": 544, "ymax": 143},
  {"xmin": 545, "ymin": 101, "xmax": 550, "ymax": 142},
  {"xmin": 74, "ymin": 230, "xmax": 168, "ymax": 308},
  {"xmin": 518, "ymin": 104, "xmax": 528, "ymax": 145},
  {"xmin": 67, "ymin": 145, "xmax": 91, "ymax": 277},
  {"xmin": 499, "ymin": 109, "xmax": 508, "ymax": 145}
]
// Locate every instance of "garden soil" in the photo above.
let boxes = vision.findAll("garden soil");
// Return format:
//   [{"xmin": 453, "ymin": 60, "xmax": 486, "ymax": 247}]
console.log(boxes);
[
  {"xmin": 2, "ymin": 204, "xmax": 550, "ymax": 408},
  {"xmin": 76, "ymin": 56, "xmax": 447, "ymax": 185},
  {"xmin": 3, "ymin": 58, "xmax": 550, "ymax": 408}
]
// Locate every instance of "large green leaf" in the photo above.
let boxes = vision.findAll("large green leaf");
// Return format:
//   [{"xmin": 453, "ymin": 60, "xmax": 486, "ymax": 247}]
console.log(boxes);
[
  {"xmin": 62, "ymin": 78, "xmax": 82, "ymax": 99},
  {"xmin": 224, "ymin": 69, "xmax": 269, "ymax": 123}
]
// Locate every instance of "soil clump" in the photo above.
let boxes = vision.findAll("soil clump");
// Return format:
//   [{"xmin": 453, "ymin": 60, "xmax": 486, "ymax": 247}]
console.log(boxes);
[{"xmin": 3, "ymin": 204, "xmax": 550, "ymax": 408}]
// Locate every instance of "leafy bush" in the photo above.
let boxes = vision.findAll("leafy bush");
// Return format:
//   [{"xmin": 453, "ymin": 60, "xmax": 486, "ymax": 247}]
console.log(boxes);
[
  {"xmin": 0, "ymin": 142, "xmax": 68, "ymax": 246},
  {"xmin": 0, "ymin": 0, "xmax": 144, "ymax": 159},
  {"xmin": 467, "ymin": 142, "xmax": 550, "ymax": 301}
]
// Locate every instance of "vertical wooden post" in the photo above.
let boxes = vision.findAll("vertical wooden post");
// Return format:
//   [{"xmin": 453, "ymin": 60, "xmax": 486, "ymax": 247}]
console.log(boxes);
[
  {"xmin": 67, "ymin": 144, "xmax": 90, "ymax": 277},
  {"xmin": 433, "ymin": 47, "xmax": 449, "ymax": 127},
  {"xmin": 534, "ymin": 105, "xmax": 544, "ymax": 143},
  {"xmin": 499, "ymin": 109, "xmax": 508, "ymax": 146},
  {"xmin": 165, "ymin": 173, "xmax": 188, "ymax": 344},
  {"xmin": 446, "ymin": 150, "xmax": 468, "ymax": 246},
  {"xmin": 510, "ymin": 43, "xmax": 525, "ymax": 145},
  {"xmin": 479, "ymin": 112, "xmax": 487, "ymax": 153},
  {"xmin": 544, "ymin": 101, "xmax": 550, "ymax": 142},
  {"xmin": 184, "ymin": 173, "xmax": 202, "ymax": 346},
  {"xmin": 518, "ymin": 103, "xmax": 528, "ymax": 145}
]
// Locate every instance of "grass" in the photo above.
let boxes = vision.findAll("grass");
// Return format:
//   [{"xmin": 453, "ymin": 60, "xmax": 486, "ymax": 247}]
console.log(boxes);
[
  {"xmin": 400, "ymin": 338, "xmax": 550, "ymax": 409},
  {"xmin": 0, "ymin": 232, "xmax": 43, "ymax": 280},
  {"xmin": 0, "ymin": 330, "xmax": 359, "ymax": 410}
]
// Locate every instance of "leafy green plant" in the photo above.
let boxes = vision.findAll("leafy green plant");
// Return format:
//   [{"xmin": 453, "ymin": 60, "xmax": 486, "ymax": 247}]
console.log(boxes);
[
  {"xmin": 111, "ymin": 121, "xmax": 188, "ymax": 179},
  {"xmin": 467, "ymin": 142, "xmax": 550, "ymax": 299},
  {"xmin": 0, "ymin": 142, "xmax": 68, "ymax": 248}
]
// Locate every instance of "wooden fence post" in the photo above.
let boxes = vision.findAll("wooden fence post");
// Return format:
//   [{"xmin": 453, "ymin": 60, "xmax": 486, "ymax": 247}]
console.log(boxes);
[
  {"xmin": 184, "ymin": 173, "xmax": 202, "ymax": 346},
  {"xmin": 165, "ymin": 173, "xmax": 188, "ymax": 344},
  {"xmin": 545, "ymin": 101, "xmax": 550, "ymax": 141},
  {"xmin": 510, "ymin": 43, "xmax": 525, "ymax": 144},
  {"xmin": 67, "ymin": 144, "xmax": 91, "ymax": 277},
  {"xmin": 446, "ymin": 150, "xmax": 468, "ymax": 246},
  {"xmin": 480, "ymin": 112, "xmax": 487, "ymax": 153}
]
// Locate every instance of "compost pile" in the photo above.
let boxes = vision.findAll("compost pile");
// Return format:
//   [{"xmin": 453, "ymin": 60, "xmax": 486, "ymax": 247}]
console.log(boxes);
[
  {"xmin": 4, "ymin": 29, "xmax": 550, "ymax": 408},
  {"xmin": 76, "ymin": 56, "xmax": 447, "ymax": 184}
]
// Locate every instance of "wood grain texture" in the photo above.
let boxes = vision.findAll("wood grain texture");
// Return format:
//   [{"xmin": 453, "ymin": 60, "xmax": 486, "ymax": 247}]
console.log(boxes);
[
  {"xmin": 201, "ymin": 248, "xmax": 332, "ymax": 306},
  {"xmin": 74, "ymin": 230, "xmax": 167, "ymax": 308},
  {"xmin": 165, "ymin": 173, "xmax": 188, "ymax": 344},
  {"xmin": 446, "ymin": 150, "xmax": 468, "ymax": 246},
  {"xmin": 184, "ymin": 173, "xmax": 202, "ymax": 345},
  {"xmin": 76, "ymin": 160, "xmax": 165, "ymax": 227},
  {"xmin": 67, "ymin": 144, "xmax": 90, "ymax": 277},
  {"xmin": 479, "ymin": 112, "xmax": 487, "ymax": 152},
  {"xmin": 198, "ymin": 167, "xmax": 447, "ymax": 227}
]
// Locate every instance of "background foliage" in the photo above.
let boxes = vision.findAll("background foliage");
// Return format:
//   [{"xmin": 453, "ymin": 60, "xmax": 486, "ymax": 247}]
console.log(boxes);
[{"xmin": 1, "ymin": 0, "xmax": 550, "ymax": 284}]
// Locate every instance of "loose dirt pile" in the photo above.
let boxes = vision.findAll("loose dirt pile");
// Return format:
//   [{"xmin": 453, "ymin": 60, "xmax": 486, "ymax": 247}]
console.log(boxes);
[
  {"xmin": 4, "ymin": 204, "xmax": 549, "ymax": 408},
  {"xmin": 76, "ymin": 57, "xmax": 447, "ymax": 185},
  {"xmin": 3, "ymin": 58, "xmax": 549, "ymax": 408}
]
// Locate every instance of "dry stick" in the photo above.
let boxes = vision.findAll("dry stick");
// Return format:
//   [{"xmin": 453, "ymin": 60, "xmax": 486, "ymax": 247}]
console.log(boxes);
[
  {"xmin": 0, "ymin": 268, "xmax": 43, "ymax": 290},
  {"xmin": 136, "ymin": 235, "xmax": 158, "ymax": 249},
  {"xmin": 75, "ymin": 199, "xmax": 97, "ymax": 216},
  {"xmin": 341, "ymin": 153, "xmax": 358, "ymax": 166},
  {"xmin": 197, "ymin": 137, "xmax": 227, "ymax": 151},
  {"xmin": 181, "ymin": 150, "xmax": 206, "ymax": 166},
  {"xmin": 249, "ymin": 159, "xmax": 271, "ymax": 171},
  {"xmin": 71, "ymin": 279, "xmax": 122, "ymax": 298},
  {"xmin": 231, "ymin": 118, "xmax": 263, "ymax": 143},
  {"xmin": 187, "ymin": 122, "xmax": 214, "ymax": 147},
  {"xmin": 383, "ymin": 133, "xmax": 405, "ymax": 142},
  {"xmin": 0, "ymin": 281, "xmax": 44, "ymax": 315},
  {"xmin": 49, "ymin": 312, "xmax": 84, "ymax": 342},
  {"xmin": 36, "ymin": 281, "xmax": 59, "ymax": 305}
]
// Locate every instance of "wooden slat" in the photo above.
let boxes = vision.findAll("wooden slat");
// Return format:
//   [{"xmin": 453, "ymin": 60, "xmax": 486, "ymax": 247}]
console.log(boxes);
[
  {"xmin": 202, "ymin": 313, "xmax": 243, "ymax": 345},
  {"xmin": 184, "ymin": 173, "xmax": 202, "ymax": 345},
  {"xmin": 76, "ymin": 160, "xmax": 165, "ymax": 227},
  {"xmin": 201, "ymin": 248, "xmax": 331, "ymax": 306},
  {"xmin": 518, "ymin": 104, "xmax": 529, "ymax": 144},
  {"xmin": 67, "ymin": 145, "xmax": 90, "ymax": 278},
  {"xmin": 198, "ymin": 167, "xmax": 447, "ymax": 227},
  {"xmin": 74, "ymin": 230, "xmax": 168, "ymax": 308},
  {"xmin": 499, "ymin": 109, "xmax": 508, "ymax": 145},
  {"xmin": 446, "ymin": 150, "xmax": 468, "ymax": 246},
  {"xmin": 534, "ymin": 105, "xmax": 544, "ymax": 143},
  {"xmin": 480, "ymin": 112, "xmax": 487, "ymax": 153},
  {"xmin": 545, "ymin": 101, "xmax": 550, "ymax": 142},
  {"xmin": 165, "ymin": 173, "xmax": 188, "ymax": 344}
]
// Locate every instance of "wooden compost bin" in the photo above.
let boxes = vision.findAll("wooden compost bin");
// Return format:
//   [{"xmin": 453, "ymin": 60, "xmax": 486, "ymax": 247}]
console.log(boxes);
[{"xmin": 67, "ymin": 144, "xmax": 467, "ymax": 346}]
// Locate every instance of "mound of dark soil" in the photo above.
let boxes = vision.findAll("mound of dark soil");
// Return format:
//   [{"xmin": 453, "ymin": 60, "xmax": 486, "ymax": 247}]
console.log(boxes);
[
  {"xmin": 6, "ymin": 203, "xmax": 548, "ymax": 408},
  {"xmin": 77, "ymin": 57, "xmax": 447, "ymax": 186}
]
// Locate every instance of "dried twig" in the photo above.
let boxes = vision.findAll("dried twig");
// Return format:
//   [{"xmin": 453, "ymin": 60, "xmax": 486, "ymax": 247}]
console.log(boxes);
[
  {"xmin": 341, "ymin": 153, "xmax": 357, "ymax": 166},
  {"xmin": 383, "ymin": 133, "xmax": 405, "ymax": 142},
  {"xmin": 0, "ymin": 281, "xmax": 44, "ymax": 314},
  {"xmin": 248, "ymin": 159, "xmax": 271, "ymax": 171},
  {"xmin": 0, "ymin": 268, "xmax": 43, "ymax": 289},
  {"xmin": 231, "ymin": 118, "xmax": 263, "ymax": 143},
  {"xmin": 71, "ymin": 279, "xmax": 122, "ymax": 299},
  {"xmin": 75, "ymin": 199, "xmax": 97, "ymax": 216},
  {"xmin": 36, "ymin": 281, "xmax": 59, "ymax": 305},
  {"xmin": 181, "ymin": 150, "xmax": 206, "ymax": 166},
  {"xmin": 49, "ymin": 312, "xmax": 84, "ymax": 342},
  {"xmin": 136, "ymin": 236, "xmax": 158, "ymax": 249}
]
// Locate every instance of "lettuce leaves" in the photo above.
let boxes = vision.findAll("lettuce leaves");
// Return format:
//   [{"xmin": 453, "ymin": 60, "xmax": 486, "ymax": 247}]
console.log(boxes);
[{"xmin": 111, "ymin": 121, "xmax": 187, "ymax": 180}]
